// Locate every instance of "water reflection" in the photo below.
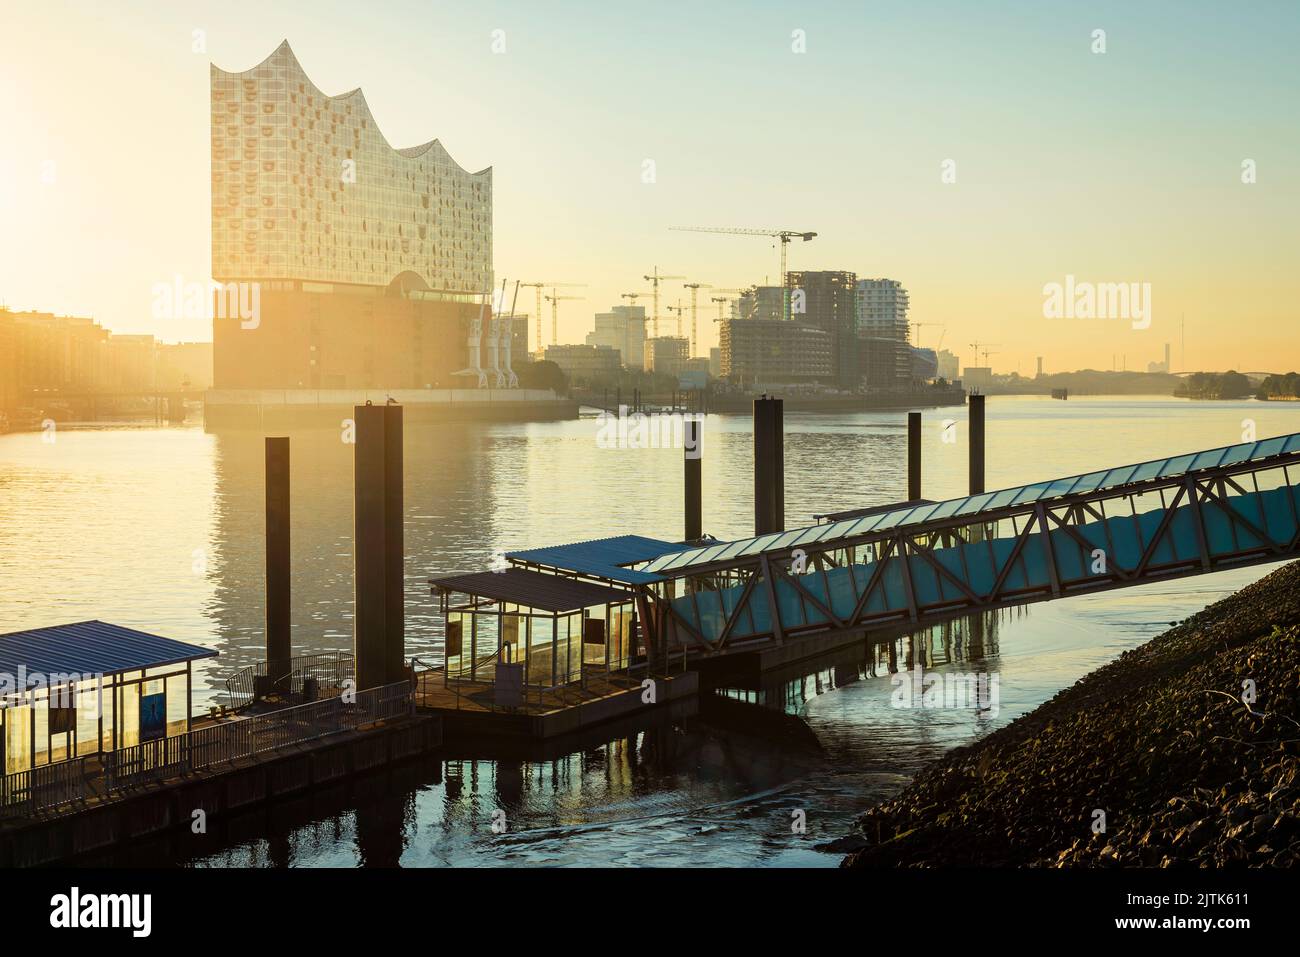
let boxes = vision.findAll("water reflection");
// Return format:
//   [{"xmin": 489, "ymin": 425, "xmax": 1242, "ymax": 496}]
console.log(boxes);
[
  {"xmin": 6, "ymin": 397, "xmax": 1295, "ymax": 866},
  {"xmin": 204, "ymin": 424, "xmax": 496, "ymax": 697}
]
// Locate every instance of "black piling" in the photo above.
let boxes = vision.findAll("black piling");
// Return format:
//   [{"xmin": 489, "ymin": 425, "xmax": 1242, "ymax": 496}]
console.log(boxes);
[
  {"xmin": 353, "ymin": 403, "xmax": 405, "ymax": 690},
  {"xmin": 265, "ymin": 437, "xmax": 291, "ymax": 690},
  {"xmin": 685, "ymin": 417, "xmax": 702, "ymax": 541},
  {"xmin": 754, "ymin": 396, "xmax": 785, "ymax": 535},
  {"xmin": 907, "ymin": 411, "xmax": 922, "ymax": 501},
  {"xmin": 969, "ymin": 393, "xmax": 986, "ymax": 495}
]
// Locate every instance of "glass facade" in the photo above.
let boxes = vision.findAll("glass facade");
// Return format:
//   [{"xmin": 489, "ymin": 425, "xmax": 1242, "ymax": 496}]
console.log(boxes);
[{"xmin": 211, "ymin": 41, "xmax": 492, "ymax": 293}]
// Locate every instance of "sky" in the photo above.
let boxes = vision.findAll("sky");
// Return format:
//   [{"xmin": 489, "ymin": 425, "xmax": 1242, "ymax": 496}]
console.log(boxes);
[{"xmin": 1, "ymin": 0, "xmax": 1297, "ymax": 375}]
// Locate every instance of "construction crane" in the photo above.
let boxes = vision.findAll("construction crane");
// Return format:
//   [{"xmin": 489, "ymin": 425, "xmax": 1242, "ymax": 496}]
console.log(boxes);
[
  {"xmin": 643, "ymin": 267, "xmax": 685, "ymax": 339},
  {"xmin": 682, "ymin": 282, "xmax": 712, "ymax": 356},
  {"xmin": 669, "ymin": 226, "xmax": 817, "ymax": 286},
  {"xmin": 666, "ymin": 300, "xmax": 687, "ymax": 338},
  {"xmin": 706, "ymin": 288, "xmax": 748, "ymax": 324},
  {"xmin": 969, "ymin": 341, "xmax": 1000, "ymax": 368},
  {"xmin": 520, "ymin": 281, "xmax": 586, "ymax": 354},
  {"xmin": 912, "ymin": 322, "xmax": 944, "ymax": 349},
  {"xmin": 544, "ymin": 290, "xmax": 585, "ymax": 347}
]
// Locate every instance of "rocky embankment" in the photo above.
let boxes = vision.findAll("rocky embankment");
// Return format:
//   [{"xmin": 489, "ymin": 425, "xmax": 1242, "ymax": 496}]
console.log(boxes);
[{"xmin": 843, "ymin": 560, "xmax": 1300, "ymax": 868}]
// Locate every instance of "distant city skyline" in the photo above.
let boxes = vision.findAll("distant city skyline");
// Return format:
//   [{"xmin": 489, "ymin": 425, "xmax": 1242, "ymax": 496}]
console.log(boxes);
[{"xmin": 1, "ymin": 0, "xmax": 1297, "ymax": 374}]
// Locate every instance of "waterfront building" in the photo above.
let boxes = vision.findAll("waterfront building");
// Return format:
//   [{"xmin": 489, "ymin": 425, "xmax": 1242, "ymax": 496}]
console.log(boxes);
[
  {"xmin": 719, "ymin": 319, "xmax": 831, "ymax": 386},
  {"xmin": 911, "ymin": 346, "xmax": 938, "ymax": 381},
  {"xmin": 0, "ymin": 309, "xmax": 209, "ymax": 411},
  {"xmin": 678, "ymin": 357, "xmax": 712, "ymax": 390},
  {"xmin": 937, "ymin": 348, "xmax": 960, "ymax": 381},
  {"xmin": 585, "ymin": 304, "xmax": 647, "ymax": 370},
  {"xmin": 209, "ymin": 42, "xmax": 495, "ymax": 396},
  {"xmin": 786, "ymin": 270, "xmax": 858, "ymax": 389},
  {"xmin": 646, "ymin": 336, "xmax": 691, "ymax": 377},
  {"xmin": 963, "ymin": 365, "xmax": 994, "ymax": 390},
  {"xmin": 855, "ymin": 278, "xmax": 912, "ymax": 389},
  {"xmin": 544, "ymin": 343, "xmax": 622, "ymax": 378},
  {"xmin": 731, "ymin": 286, "xmax": 787, "ymax": 323}
]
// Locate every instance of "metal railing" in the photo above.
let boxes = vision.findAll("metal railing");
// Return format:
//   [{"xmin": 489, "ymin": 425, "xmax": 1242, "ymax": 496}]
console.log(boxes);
[
  {"xmin": 224, "ymin": 651, "xmax": 355, "ymax": 710},
  {"xmin": 411, "ymin": 646, "xmax": 683, "ymax": 715},
  {"xmin": 0, "ymin": 680, "xmax": 413, "ymax": 818},
  {"xmin": 0, "ymin": 754, "xmax": 103, "ymax": 817}
]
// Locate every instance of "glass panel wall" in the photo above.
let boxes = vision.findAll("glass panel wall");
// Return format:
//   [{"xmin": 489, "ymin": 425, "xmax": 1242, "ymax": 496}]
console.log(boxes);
[
  {"xmin": 582, "ymin": 606, "xmax": 607, "ymax": 668},
  {"xmin": 530, "ymin": 614, "xmax": 555, "ymax": 686}
]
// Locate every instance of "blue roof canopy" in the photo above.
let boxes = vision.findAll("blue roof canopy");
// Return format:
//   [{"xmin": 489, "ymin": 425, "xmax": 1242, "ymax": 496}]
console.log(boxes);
[
  {"xmin": 506, "ymin": 534, "xmax": 681, "ymax": 584},
  {"xmin": 0, "ymin": 621, "xmax": 217, "ymax": 682}
]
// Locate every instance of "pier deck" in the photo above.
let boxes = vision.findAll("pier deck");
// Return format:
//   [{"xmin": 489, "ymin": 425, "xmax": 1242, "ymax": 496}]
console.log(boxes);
[{"xmin": 415, "ymin": 668, "xmax": 697, "ymax": 739}]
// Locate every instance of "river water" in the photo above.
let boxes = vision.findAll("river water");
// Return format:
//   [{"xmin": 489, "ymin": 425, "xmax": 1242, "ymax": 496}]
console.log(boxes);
[{"xmin": 1, "ymin": 395, "xmax": 1296, "ymax": 866}]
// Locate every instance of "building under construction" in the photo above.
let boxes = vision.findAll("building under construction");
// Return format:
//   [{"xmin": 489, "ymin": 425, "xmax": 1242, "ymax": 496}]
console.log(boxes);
[
  {"xmin": 718, "ymin": 271, "xmax": 916, "ymax": 392},
  {"xmin": 720, "ymin": 319, "xmax": 831, "ymax": 385}
]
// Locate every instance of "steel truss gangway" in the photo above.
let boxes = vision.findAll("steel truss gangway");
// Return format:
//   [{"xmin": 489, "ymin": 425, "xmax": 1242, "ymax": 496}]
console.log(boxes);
[
  {"xmin": 443, "ymin": 432, "xmax": 1300, "ymax": 667},
  {"xmin": 622, "ymin": 431, "xmax": 1300, "ymax": 657}
]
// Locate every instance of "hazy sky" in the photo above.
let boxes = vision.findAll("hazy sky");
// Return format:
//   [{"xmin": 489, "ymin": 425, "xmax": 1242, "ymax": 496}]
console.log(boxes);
[{"xmin": 1, "ymin": 0, "xmax": 1297, "ymax": 374}]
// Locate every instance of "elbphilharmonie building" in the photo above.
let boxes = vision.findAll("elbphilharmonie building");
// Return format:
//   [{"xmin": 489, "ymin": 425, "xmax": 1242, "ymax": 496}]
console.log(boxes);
[
  {"xmin": 205, "ymin": 43, "xmax": 552, "ymax": 423},
  {"xmin": 211, "ymin": 41, "xmax": 491, "ymax": 291}
]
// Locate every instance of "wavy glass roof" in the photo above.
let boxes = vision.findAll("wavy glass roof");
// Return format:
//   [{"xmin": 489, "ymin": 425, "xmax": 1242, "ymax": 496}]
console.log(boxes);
[{"xmin": 639, "ymin": 431, "xmax": 1300, "ymax": 575}]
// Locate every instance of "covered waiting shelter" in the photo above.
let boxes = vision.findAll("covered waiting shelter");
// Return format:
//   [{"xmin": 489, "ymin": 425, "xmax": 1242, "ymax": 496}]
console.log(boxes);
[
  {"xmin": 430, "ymin": 568, "xmax": 639, "ymax": 694},
  {"xmin": 0, "ymin": 621, "xmax": 216, "ymax": 774}
]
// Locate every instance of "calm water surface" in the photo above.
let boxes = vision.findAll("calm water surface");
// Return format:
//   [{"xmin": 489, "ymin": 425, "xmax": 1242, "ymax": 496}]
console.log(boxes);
[{"xmin": 1, "ymin": 395, "xmax": 1296, "ymax": 866}]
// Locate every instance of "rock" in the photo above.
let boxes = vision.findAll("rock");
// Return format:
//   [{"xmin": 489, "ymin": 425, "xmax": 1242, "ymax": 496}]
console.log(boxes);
[
  {"xmin": 841, "ymin": 561, "xmax": 1300, "ymax": 869},
  {"xmin": 816, "ymin": 835, "xmax": 870, "ymax": 853}
]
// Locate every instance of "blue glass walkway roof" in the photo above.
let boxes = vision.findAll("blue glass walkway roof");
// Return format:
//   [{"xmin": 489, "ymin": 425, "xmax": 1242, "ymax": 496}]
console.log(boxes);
[
  {"xmin": 507, "ymin": 534, "xmax": 682, "ymax": 584},
  {"xmin": 638, "ymin": 431, "xmax": 1300, "ymax": 575}
]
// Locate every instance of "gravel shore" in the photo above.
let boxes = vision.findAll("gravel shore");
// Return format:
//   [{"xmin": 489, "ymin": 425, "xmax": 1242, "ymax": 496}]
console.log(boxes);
[{"xmin": 842, "ymin": 560, "xmax": 1300, "ymax": 868}]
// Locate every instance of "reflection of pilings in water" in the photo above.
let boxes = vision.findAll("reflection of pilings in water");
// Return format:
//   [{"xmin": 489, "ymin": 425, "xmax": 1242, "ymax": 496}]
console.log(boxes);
[
  {"xmin": 353, "ymin": 790, "xmax": 411, "ymax": 867},
  {"xmin": 438, "ymin": 725, "xmax": 691, "ymax": 821},
  {"xmin": 268, "ymin": 829, "xmax": 291, "ymax": 868},
  {"xmin": 717, "ymin": 602, "xmax": 1022, "ymax": 716},
  {"xmin": 495, "ymin": 760, "xmax": 524, "ymax": 809}
]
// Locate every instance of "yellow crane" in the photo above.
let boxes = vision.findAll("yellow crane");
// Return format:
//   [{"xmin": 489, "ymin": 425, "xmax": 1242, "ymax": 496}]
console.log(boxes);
[
  {"xmin": 643, "ymin": 267, "xmax": 685, "ymax": 339},
  {"xmin": 912, "ymin": 322, "xmax": 945, "ymax": 349},
  {"xmin": 706, "ymin": 288, "xmax": 748, "ymax": 324},
  {"xmin": 544, "ymin": 290, "xmax": 586, "ymax": 347},
  {"xmin": 666, "ymin": 300, "xmax": 687, "ymax": 338},
  {"xmin": 520, "ymin": 281, "xmax": 585, "ymax": 354},
  {"xmin": 669, "ymin": 226, "xmax": 817, "ymax": 286},
  {"xmin": 969, "ymin": 341, "xmax": 1001, "ymax": 368},
  {"xmin": 620, "ymin": 291, "xmax": 651, "ymax": 315},
  {"xmin": 682, "ymin": 282, "xmax": 712, "ymax": 356}
]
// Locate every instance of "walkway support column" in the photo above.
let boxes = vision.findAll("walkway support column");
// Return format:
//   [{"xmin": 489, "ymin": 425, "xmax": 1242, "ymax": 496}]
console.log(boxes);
[
  {"xmin": 265, "ymin": 436, "xmax": 291, "ymax": 691},
  {"xmin": 354, "ymin": 403, "xmax": 405, "ymax": 690},
  {"xmin": 969, "ymin": 394, "xmax": 986, "ymax": 496},
  {"xmin": 685, "ymin": 415, "xmax": 702, "ymax": 541},
  {"xmin": 754, "ymin": 397, "xmax": 785, "ymax": 535},
  {"xmin": 907, "ymin": 412, "xmax": 922, "ymax": 501}
]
